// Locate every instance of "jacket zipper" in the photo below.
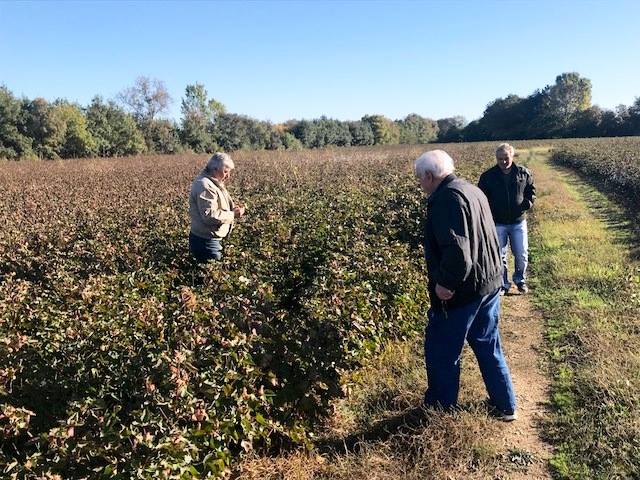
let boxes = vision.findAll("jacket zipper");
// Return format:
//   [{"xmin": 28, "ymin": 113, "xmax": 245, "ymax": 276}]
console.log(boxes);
[{"xmin": 504, "ymin": 169, "xmax": 511, "ymax": 221}]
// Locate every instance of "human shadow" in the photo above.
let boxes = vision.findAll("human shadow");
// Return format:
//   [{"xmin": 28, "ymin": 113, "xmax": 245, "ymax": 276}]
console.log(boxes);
[{"xmin": 316, "ymin": 405, "xmax": 430, "ymax": 455}]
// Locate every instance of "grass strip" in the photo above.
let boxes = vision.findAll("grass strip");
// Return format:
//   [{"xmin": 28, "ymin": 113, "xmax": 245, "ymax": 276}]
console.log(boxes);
[{"xmin": 528, "ymin": 154, "xmax": 640, "ymax": 479}]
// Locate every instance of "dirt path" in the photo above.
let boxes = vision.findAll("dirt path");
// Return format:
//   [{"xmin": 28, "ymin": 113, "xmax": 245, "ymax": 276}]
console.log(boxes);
[
  {"xmin": 484, "ymin": 148, "xmax": 554, "ymax": 478},
  {"xmin": 496, "ymin": 289, "xmax": 553, "ymax": 478}
]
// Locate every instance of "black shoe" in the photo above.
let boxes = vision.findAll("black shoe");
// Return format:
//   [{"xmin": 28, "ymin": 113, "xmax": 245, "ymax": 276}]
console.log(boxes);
[
  {"xmin": 484, "ymin": 399, "xmax": 518, "ymax": 422},
  {"xmin": 495, "ymin": 410, "xmax": 518, "ymax": 422},
  {"xmin": 517, "ymin": 283, "xmax": 529, "ymax": 294}
]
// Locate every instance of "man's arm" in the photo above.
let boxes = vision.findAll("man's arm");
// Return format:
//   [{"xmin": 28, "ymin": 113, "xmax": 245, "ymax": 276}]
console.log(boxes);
[
  {"xmin": 431, "ymin": 194, "xmax": 472, "ymax": 292},
  {"xmin": 522, "ymin": 170, "xmax": 536, "ymax": 210},
  {"xmin": 197, "ymin": 188, "xmax": 235, "ymax": 226},
  {"xmin": 478, "ymin": 172, "xmax": 490, "ymax": 197}
]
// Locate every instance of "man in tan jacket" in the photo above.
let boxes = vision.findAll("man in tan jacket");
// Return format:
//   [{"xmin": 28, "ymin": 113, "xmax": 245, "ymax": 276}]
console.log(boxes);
[{"xmin": 189, "ymin": 152, "xmax": 245, "ymax": 262}]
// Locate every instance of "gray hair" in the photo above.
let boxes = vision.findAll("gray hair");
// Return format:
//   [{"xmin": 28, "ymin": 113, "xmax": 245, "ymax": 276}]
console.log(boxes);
[
  {"xmin": 205, "ymin": 152, "xmax": 234, "ymax": 173},
  {"xmin": 414, "ymin": 150, "xmax": 455, "ymax": 179},
  {"xmin": 495, "ymin": 143, "xmax": 515, "ymax": 158}
]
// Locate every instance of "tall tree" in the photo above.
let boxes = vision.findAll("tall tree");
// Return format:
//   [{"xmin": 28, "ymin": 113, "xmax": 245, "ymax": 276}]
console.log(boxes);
[
  {"xmin": 396, "ymin": 114, "xmax": 438, "ymax": 144},
  {"xmin": 117, "ymin": 77, "xmax": 172, "ymax": 153},
  {"xmin": 436, "ymin": 116, "xmax": 466, "ymax": 142},
  {"xmin": 348, "ymin": 121, "xmax": 375, "ymax": 146},
  {"xmin": 361, "ymin": 115, "xmax": 399, "ymax": 145},
  {"xmin": 545, "ymin": 72, "xmax": 592, "ymax": 132},
  {"xmin": 180, "ymin": 83, "xmax": 225, "ymax": 153},
  {"xmin": 290, "ymin": 120, "xmax": 318, "ymax": 148},
  {"xmin": 52, "ymin": 101, "xmax": 97, "ymax": 158},
  {"xmin": 627, "ymin": 97, "xmax": 640, "ymax": 135},
  {"xmin": 280, "ymin": 131, "xmax": 303, "ymax": 150},
  {"xmin": 315, "ymin": 117, "xmax": 352, "ymax": 147},
  {"xmin": 86, "ymin": 96, "xmax": 146, "ymax": 157},
  {"xmin": 0, "ymin": 85, "xmax": 33, "ymax": 159},
  {"xmin": 118, "ymin": 76, "xmax": 172, "ymax": 123},
  {"xmin": 21, "ymin": 97, "xmax": 65, "ymax": 159}
]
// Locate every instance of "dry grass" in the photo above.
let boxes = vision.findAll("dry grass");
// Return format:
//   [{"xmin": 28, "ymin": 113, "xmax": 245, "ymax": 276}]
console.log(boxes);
[{"xmin": 236, "ymin": 338, "xmax": 507, "ymax": 480}]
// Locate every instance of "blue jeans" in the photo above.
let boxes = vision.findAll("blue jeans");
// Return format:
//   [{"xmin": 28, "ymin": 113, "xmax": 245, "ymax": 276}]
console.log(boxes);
[
  {"xmin": 189, "ymin": 232, "xmax": 222, "ymax": 262},
  {"xmin": 424, "ymin": 288, "xmax": 516, "ymax": 414},
  {"xmin": 496, "ymin": 220, "xmax": 528, "ymax": 289}
]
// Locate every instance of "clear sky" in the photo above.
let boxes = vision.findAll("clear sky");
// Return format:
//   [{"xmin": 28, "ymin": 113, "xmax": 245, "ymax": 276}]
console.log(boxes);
[{"xmin": 1, "ymin": 0, "xmax": 639, "ymax": 123}]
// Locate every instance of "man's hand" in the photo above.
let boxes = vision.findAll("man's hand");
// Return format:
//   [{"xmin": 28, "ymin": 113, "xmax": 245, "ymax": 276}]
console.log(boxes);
[
  {"xmin": 233, "ymin": 205, "xmax": 246, "ymax": 218},
  {"xmin": 435, "ymin": 283, "xmax": 454, "ymax": 301}
]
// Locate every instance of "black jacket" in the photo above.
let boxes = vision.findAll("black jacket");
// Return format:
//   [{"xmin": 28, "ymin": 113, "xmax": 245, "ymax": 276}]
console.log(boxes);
[
  {"xmin": 478, "ymin": 164, "xmax": 536, "ymax": 225},
  {"xmin": 423, "ymin": 175, "xmax": 503, "ymax": 312}
]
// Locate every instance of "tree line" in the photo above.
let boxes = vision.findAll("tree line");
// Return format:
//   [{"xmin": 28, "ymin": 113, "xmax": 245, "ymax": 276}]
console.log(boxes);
[
  {"xmin": 1, "ymin": 72, "xmax": 639, "ymax": 160},
  {"xmin": 458, "ymin": 72, "xmax": 640, "ymax": 142},
  {"xmin": 0, "ymin": 78, "xmax": 443, "ymax": 160}
]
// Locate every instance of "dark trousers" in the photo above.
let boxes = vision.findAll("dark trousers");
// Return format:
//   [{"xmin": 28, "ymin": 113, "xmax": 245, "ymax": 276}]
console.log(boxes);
[
  {"xmin": 189, "ymin": 232, "xmax": 222, "ymax": 263},
  {"xmin": 424, "ymin": 288, "xmax": 516, "ymax": 414}
]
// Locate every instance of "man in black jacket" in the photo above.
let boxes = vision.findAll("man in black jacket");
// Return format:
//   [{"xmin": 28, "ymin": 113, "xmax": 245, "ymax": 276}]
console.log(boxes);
[
  {"xmin": 415, "ymin": 149, "xmax": 517, "ymax": 420},
  {"xmin": 478, "ymin": 143, "xmax": 536, "ymax": 294}
]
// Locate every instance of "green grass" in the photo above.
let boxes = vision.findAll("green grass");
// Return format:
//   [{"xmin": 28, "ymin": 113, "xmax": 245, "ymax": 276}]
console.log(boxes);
[{"xmin": 529, "ymin": 154, "xmax": 640, "ymax": 479}]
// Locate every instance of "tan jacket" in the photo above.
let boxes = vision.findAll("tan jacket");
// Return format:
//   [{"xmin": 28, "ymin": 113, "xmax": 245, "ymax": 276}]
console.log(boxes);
[{"xmin": 189, "ymin": 171, "xmax": 235, "ymax": 239}]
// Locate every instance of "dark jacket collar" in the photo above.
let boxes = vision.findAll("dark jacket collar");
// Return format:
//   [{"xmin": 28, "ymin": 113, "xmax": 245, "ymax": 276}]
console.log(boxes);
[
  {"xmin": 427, "ymin": 174, "xmax": 456, "ymax": 205},
  {"xmin": 491, "ymin": 163, "xmax": 519, "ymax": 176}
]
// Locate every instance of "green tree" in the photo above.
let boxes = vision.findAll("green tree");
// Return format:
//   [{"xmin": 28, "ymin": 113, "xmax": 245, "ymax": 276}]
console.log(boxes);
[
  {"xmin": 280, "ymin": 131, "xmax": 303, "ymax": 150},
  {"xmin": 180, "ymin": 83, "xmax": 225, "ymax": 153},
  {"xmin": 627, "ymin": 97, "xmax": 640, "ymax": 135},
  {"xmin": 118, "ymin": 76, "xmax": 172, "ymax": 152},
  {"xmin": 0, "ymin": 85, "xmax": 33, "ymax": 159},
  {"xmin": 436, "ymin": 116, "xmax": 466, "ymax": 142},
  {"xmin": 214, "ymin": 113, "xmax": 270, "ymax": 151},
  {"xmin": 545, "ymin": 72, "xmax": 592, "ymax": 132},
  {"xmin": 290, "ymin": 120, "xmax": 318, "ymax": 148},
  {"xmin": 86, "ymin": 96, "xmax": 146, "ymax": 157},
  {"xmin": 143, "ymin": 118, "xmax": 182, "ymax": 154},
  {"xmin": 21, "ymin": 97, "xmax": 65, "ymax": 159},
  {"xmin": 460, "ymin": 119, "xmax": 491, "ymax": 142},
  {"xmin": 396, "ymin": 113, "xmax": 438, "ymax": 144},
  {"xmin": 361, "ymin": 115, "xmax": 399, "ymax": 145},
  {"xmin": 569, "ymin": 106, "xmax": 604, "ymax": 138},
  {"xmin": 597, "ymin": 108, "xmax": 624, "ymax": 137},
  {"xmin": 318, "ymin": 117, "xmax": 351, "ymax": 147},
  {"xmin": 460, "ymin": 90, "xmax": 548, "ymax": 140},
  {"xmin": 348, "ymin": 121, "xmax": 375, "ymax": 146},
  {"xmin": 52, "ymin": 101, "xmax": 97, "ymax": 158}
]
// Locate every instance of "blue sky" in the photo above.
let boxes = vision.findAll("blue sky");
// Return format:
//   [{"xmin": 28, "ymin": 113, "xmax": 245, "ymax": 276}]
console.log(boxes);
[{"xmin": 1, "ymin": 0, "xmax": 639, "ymax": 123}]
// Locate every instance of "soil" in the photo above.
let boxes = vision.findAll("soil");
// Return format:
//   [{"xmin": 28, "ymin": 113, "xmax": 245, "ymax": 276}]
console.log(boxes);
[{"xmin": 497, "ymin": 287, "xmax": 553, "ymax": 479}]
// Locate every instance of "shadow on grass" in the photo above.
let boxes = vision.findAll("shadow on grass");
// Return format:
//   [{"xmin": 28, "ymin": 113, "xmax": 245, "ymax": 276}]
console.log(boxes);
[
  {"xmin": 317, "ymin": 405, "xmax": 430, "ymax": 454},
  {"xmin": 316, "ymin": 398, "xmax": 499, "ymax": 456}
]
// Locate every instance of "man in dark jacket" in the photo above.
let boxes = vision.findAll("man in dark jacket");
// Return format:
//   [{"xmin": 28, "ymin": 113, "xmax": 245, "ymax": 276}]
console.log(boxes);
[
  {"xmin": 415, "ymin": 149, "xmax": 517, "ymax": 420},
  {"xmin": 478, "ymin": 143, "xmax": 536, "ymax": 294}
]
